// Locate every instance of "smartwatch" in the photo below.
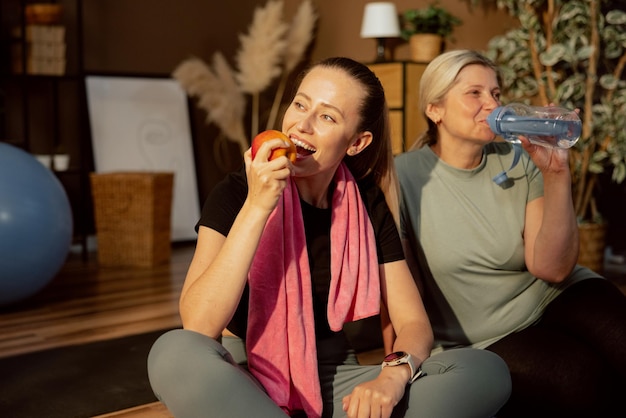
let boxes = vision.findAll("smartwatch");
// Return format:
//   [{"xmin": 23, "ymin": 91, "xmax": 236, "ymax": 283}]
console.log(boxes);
[{"xmin": 381, "ymin": 351, "xmax": 424, "ymax": 384}]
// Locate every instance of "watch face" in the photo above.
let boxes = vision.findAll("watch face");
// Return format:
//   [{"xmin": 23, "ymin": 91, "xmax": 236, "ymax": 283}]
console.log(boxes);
[{"xmin": 384, "ymin": 351, "xmax": 406, "ymax": 362}]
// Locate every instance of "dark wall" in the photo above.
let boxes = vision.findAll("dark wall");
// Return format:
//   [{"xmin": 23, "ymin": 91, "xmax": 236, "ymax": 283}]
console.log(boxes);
[
  {"xmin": 80, "ymin": 1, "xmax": 271, "ymax": 202},
  {"xmin": 82, "ymin": 1, "xmax": 258, "ymax": 75}
]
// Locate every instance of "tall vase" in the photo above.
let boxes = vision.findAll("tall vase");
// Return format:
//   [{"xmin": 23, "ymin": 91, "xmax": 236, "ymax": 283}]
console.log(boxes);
[
  {"xmin": 409, "ymin": 34, "xmax": 443, "ymax": 63},
  {"xmin": 578, "ymin": 222, "xmax": 607, "ymax": 273}
]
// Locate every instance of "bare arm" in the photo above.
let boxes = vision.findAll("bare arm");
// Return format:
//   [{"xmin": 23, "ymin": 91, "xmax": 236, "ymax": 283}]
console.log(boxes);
[
  {"xmin": 179, "ymin": 205, "xmax": 270, "ymax": 337},
  {"xmin": 179, "ymin": 143, "xmax": 293, "ymax": 337},
  {"xmin": 521, "ymin": 139, "xmax": 579, "ymax": 282},
  {"xmin": 343, "ymin": 260, "xmax": 433, "ymax": 418},
  {"xmin": 382, "ymin": 260, "xmax": 433, "ymax": 365}
]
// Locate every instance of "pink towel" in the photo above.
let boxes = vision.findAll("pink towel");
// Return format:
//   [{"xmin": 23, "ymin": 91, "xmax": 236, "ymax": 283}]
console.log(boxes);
[{"xmin": 246, "ymin": 163, "xmax": 380, "ymax": 417}]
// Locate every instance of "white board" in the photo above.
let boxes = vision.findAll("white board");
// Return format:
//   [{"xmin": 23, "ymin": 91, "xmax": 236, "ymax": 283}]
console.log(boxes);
[{"xmin": 86, "ymin": 75, "xmax": 200, "ymax": 241}]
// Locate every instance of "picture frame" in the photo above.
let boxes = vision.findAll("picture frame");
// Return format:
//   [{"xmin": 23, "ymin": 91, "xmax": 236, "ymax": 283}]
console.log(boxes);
[{"xmin": 86, "ymin": 75, "xmax": 200, "ymax": 242}]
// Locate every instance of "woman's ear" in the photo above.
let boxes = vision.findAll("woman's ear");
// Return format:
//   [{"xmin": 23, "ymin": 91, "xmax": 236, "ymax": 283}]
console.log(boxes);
[
  {"xmin": 347, "ymin": 131, "xmax": 373, "ymax": 156},
  {"xmin": 425, "ymin": 103, "xmax": 442, "ymax": 124}
]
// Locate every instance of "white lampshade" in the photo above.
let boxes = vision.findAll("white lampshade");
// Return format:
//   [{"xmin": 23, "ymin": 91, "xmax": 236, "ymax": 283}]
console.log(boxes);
[{"xmin": 360, "ymin": 2, "xmax": 401, "ymax": 39}]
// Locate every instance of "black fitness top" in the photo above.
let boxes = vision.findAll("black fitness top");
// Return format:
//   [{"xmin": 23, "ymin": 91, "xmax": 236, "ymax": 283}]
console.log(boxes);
[{"xmin": 196, "ymin": 166, "xmax": 404, "ymax": 340}]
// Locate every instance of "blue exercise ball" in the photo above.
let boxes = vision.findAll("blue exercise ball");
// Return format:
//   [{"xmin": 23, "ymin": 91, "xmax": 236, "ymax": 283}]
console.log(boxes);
[{"xmin": 0, "ymin": 143, "xmax": 73, "ymax": 306}]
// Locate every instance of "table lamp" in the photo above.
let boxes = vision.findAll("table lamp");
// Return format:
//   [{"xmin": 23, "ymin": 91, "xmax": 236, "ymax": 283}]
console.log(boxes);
[{"xmin": 360, "ymin": 2, "xmax": 401, "ymax": 62}]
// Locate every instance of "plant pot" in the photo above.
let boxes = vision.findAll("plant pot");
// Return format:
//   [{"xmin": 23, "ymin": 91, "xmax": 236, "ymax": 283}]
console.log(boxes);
[
  {"xmin": 34, "ymin": 154, "xmax": 52, "ymax": 169},
  {"xmin": 409, "ymin": 34, "xmax": 443, "ymax": 63},
  {"xmin": 53, "ymin": 154, "xmax": 70, "ymax": 171},
  {"xmin": 578, "ymin": 222, "xmax": 607, "ymax": 273}
]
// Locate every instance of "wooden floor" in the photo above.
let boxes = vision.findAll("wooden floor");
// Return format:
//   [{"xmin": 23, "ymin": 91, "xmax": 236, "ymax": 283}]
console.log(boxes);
[
  {"xmin": 1, "ymin": 242, "xmax": 624, "ymax": 418},
  {"xmin": 0, "ymin": 243, "xmax": 193, "ymax": 360},
  {"xmin": 0, "ymin": 242, "xmax": 195, "ymax": 417}
]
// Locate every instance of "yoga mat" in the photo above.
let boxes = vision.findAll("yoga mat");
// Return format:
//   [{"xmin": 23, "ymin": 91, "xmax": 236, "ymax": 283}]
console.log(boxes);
[{"xmin": 0, "ymin": 329, "xmax": 169, "ymax": 418}]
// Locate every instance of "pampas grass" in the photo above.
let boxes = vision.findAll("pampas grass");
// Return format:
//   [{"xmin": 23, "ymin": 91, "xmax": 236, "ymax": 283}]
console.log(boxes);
[
  {"xmin": 236, "ymin": 0, "xmax": 287, "ymax": 136},
  {"xmin": 172, "ymin": 53, "xmax": 248, "ymax": 154},
  {"xmin": 172, "ymin": 0, "xmax": 317, "ymax": 155},
  {"xmin": 236, "ymin": 1, "xmax": 287, "ymax": 94}
]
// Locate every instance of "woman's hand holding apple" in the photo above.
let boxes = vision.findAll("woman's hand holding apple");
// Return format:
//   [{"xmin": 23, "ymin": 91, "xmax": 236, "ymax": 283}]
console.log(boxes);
[{"xmin": 245, "ymin": 130, "xmax": 296, "ymax": 214}]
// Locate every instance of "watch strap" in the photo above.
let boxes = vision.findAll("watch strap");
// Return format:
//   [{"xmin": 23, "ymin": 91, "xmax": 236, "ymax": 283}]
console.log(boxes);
[{"xmin": 381, "ymin": 351, "xmax": 424, "ymax": 384}]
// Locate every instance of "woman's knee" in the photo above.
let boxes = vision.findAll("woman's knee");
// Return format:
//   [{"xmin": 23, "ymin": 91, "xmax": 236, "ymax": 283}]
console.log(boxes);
[
  {"xmin": 426, "ymin": 348, "xmax": 512, "ymax": 399},
  {"xmin": 147, "ymin": 329, "xmax": 227, "ymax": 395},
  {"xmin": 147, "ymin": 329, "xmax": 284, "ymax": 417},
  {"xmin": 402, "ymin": 349, "xmax": 511, "ymax": 417},
  {"xmin": 428, "ymin": 348, "xmax": 510, "ymax": 377}
]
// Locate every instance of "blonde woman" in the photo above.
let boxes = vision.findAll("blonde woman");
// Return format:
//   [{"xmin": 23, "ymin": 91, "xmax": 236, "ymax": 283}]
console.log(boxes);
[{"xmin": 395, "ymin": 49, "xmax": 626, "ymax": 418}]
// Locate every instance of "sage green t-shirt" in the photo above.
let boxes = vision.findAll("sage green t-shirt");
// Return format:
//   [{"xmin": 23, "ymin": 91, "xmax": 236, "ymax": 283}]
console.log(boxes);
[{"xmin": 395, "ymin": 142, "xmax": 596, "ymax": 350}]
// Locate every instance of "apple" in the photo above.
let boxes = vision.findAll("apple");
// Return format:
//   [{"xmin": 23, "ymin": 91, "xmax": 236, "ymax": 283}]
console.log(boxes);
[{"xmin": 251, "ymin": 130, "xmax": 297, "ymax": 162}]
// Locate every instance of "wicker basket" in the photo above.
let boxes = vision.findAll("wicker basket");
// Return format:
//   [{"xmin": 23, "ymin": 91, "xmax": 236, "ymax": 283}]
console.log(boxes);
[
  {"xmin": 409, "ymin": 34, "xmax": 443, "ymax": 63},
  {"xmin": 90, "ymin": 172, "xmax": 174, "ymax": 267},
  {"xmin": 578, "ymin": 222, "xmax": 607, "ymax": 274}
]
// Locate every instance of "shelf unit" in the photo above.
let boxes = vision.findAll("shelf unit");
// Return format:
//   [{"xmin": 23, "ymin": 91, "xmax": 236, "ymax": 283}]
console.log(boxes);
[
  {"xmin": 0, "ymin": 0, "xmax": 94, "ymax": 258},
  {"xmin": 367, "ymin": 61, "xmax": 428, "ymax": 154}
]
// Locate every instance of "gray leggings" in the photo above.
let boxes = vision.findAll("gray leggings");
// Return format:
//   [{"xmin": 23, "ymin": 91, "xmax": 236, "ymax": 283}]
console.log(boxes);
[{"xmin": 148, "ymin": 329, "xmax": 511, "ymax": 418}]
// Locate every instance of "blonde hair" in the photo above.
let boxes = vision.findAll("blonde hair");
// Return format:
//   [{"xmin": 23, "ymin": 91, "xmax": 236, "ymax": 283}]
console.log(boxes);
[{"xmin": 412, "ymin": 50, "xmax": 499, "ymax": 149}]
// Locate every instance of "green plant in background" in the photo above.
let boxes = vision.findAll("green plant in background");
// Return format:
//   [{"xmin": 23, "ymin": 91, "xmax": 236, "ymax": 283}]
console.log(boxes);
[
  {"xmin": 400, "ymin": 2, "xmax": 462, "ymax": 41},
  {"xmin": 478, "ymin": 0, "xmax": 626, "ymax": 223}
]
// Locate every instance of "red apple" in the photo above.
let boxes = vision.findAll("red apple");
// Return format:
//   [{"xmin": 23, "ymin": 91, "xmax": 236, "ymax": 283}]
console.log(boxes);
[{"xmin": 251, "ymin": 130, "xmax": 297, "ymax": 162}]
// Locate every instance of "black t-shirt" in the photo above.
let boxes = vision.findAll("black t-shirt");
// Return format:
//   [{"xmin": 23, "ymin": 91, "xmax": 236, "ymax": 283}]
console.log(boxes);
[{"xmin": 197, "ymin": 167, "xmax": 404, "ymax": 340}]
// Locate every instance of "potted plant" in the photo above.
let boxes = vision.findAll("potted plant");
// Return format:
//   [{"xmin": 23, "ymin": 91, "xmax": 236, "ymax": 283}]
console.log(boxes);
[
  {"xmin": 400, "ymin": 2, "xmax": 462, "ymax": 62},
  {"xmin": 476, "ymin": 0, "xmax": 626, "ymax": 271}
]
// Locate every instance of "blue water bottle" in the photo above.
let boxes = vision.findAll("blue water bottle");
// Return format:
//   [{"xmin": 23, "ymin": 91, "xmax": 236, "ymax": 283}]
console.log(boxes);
[{"xmin": 487, "ymin": 103, "xmax": 581, "ymax": 149}]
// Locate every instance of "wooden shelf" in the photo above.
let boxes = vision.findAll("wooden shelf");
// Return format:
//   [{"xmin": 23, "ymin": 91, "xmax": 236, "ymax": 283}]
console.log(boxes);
[
  {"xmin": 1, "ymin": 0, "xmax": 94, "ymax": 258},
  {"xmin": 367, "ymin": 61, "xmax": 428, "ymax": 154}
]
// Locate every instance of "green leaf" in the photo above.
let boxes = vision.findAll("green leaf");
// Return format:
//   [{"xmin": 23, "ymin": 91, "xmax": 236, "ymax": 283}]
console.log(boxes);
[
  {"xmin": 589, "ymin": 161, "xmax": 605, "ymax": 174},
  {"xmin": 575, "ymin": 45, "xmax": 594, "ymax": 60},
  {"xmin": 606, "ymin": 10, "xmax": 626, "ymax": 25},
  {"xmin": 613, "ymin": 163, "xmax": 626, "ymax": 184},
  {"xmin": 599, "ymin": 74, "xmax": 619, "ymax": 90},
  {"xmin": 539, "ymin": 44, "xmax": 567, "ymax": 66}
]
